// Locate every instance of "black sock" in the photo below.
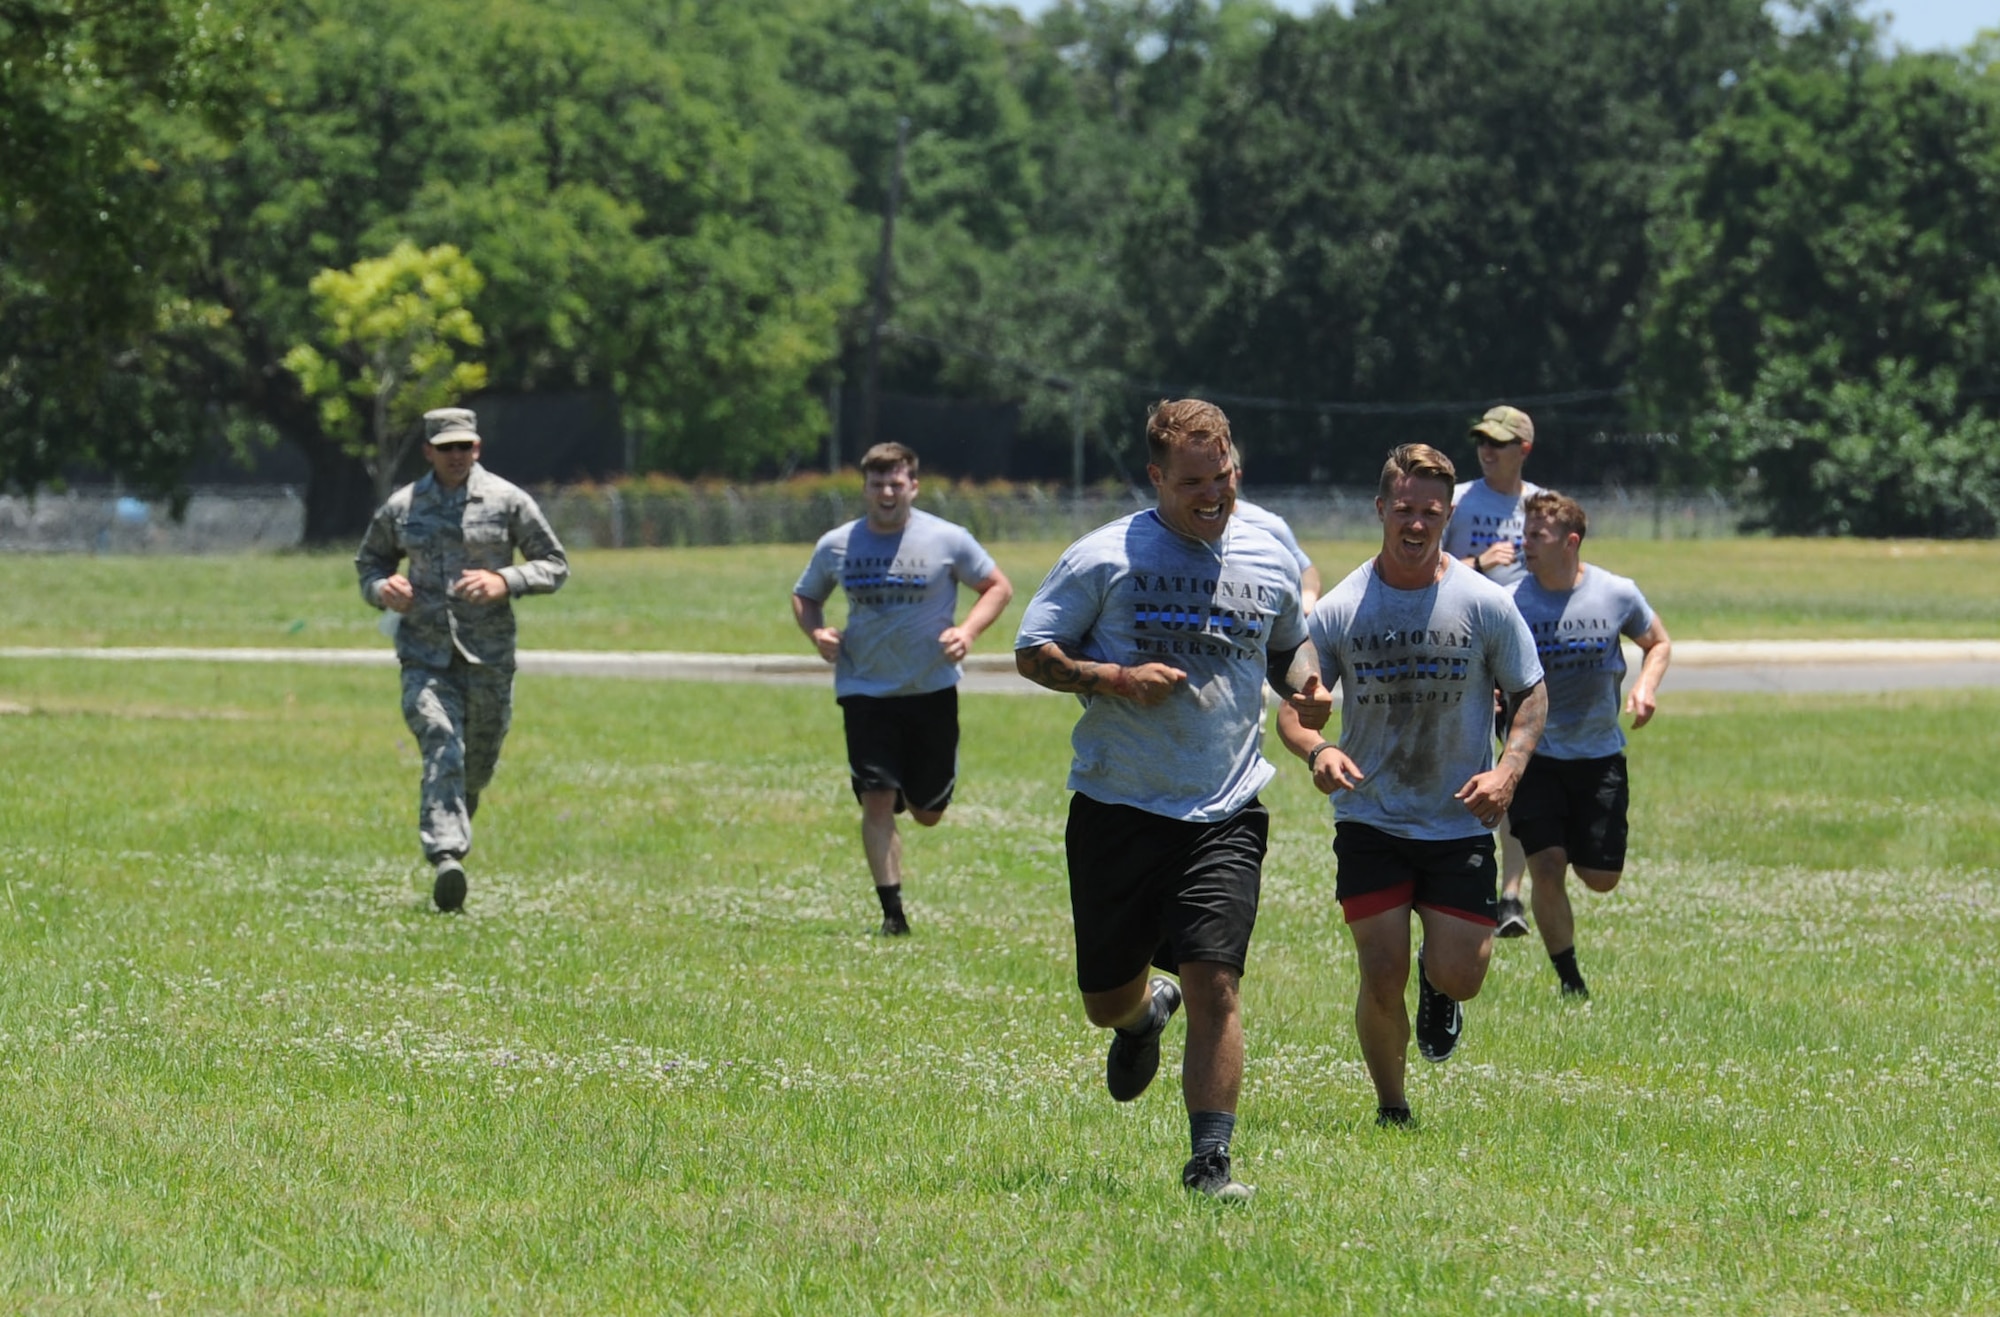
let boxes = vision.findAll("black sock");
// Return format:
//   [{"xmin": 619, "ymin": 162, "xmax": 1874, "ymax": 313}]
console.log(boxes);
[
  {"xmin": 1190, "ymin": 1109, "xmax": 1236, "ymax": 1159},
  {"xmin": 1551, "ymin": 947, "xmax": 1584, "ymax": 989},
  {"xmin": 875, "ymin": 885, "xmax": 904, "ymax": 919}
]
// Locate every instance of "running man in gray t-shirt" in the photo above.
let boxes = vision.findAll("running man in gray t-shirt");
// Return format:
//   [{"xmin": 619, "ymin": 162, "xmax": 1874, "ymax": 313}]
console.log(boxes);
[
  {"xmin": 1016, "ymin": 399, "xmax": 1331, "ymax": 1200},
  {"xmin": 1230, "ymin": 443, "xmax": 1321, "ymax": 610},
  {"xmin": 1275, "ymin": 443, "xmax": 1546, "ymax": 1129},
  {"xmin": 792, "ymin": 442, "xmax": 1013, "ymax": 936},
  {"xmin": 1501, "ymin": 491, "xmax": 1671, "ymax": 999},
  {"xmin": 1442, "ymin": 405, "xmax": 1540, "ymax": 588},
  {"xmin": 1441, "ymin": 404, "xmax": 1542, "ymax": 934}
]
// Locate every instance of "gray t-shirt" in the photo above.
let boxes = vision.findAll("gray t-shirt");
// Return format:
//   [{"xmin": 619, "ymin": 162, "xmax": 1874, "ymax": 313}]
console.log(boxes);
[
  {"xmin": 1015, "ymin": 510, "xmax": 1309, "ymax": 823},
  {"xmin": 1232, "ymin": 498, "xmax": 1313, "ymax": 577},
  {"xmin": 1443, "ymin": 478, "xmax": 1543, "ymax": 587},
  {"xmin": 1507, "ymin": 566, "xmax": 1655, "ymax": 760},
  {"xmin": 794, "ymin": 508, "xmax": 998, "ymax": 699},
  {"xmin": 1310, "ymin": 557, "xmax": 1543, "ymax": 841}
]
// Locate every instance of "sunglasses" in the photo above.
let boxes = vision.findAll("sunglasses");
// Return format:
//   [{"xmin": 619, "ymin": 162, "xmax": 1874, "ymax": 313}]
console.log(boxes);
[{"xmin": 1475, "ymin": 436, "xmax": 1519, "ymax": 449}]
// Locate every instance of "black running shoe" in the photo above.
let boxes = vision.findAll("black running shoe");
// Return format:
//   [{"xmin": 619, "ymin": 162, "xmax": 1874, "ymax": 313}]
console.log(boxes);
[
  {"xmin": 1495, "ymin": 896, "xmax": 1529, "ymax": 939},
  {"xmin": 1561, "ymin": 976, "xmax": 1591, "ymax": 1000},
  {"xmin": 1414, "ymin": 948, "xmax": 1462, "ymax": 1063},
  {"xmin": 1105, "ymin": 976, "xmax": 1181, "ymax": 1102},
  {"xmin": 432, "ymin": 858, "xmax": 467, "ymax": 913},
  {"xmin": 1376, "ymin": 1104, "xmax": 1413, "ymax": 1128},
  {"xmin": 880, "ymin": 911, "xmax": 910, "ymax": 936},
  {"xmin": 1182, "ymin": 1148, "xmax": 1253, "ymax": 1200}
]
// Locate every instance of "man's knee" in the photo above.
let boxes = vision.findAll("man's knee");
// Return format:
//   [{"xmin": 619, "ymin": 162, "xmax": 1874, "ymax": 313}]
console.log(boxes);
[
  {"xmin": 1576, "ymin": 866, "xmax": 1622, "ymax": 893},
  {"xmin": 859, "ymin": 790, "xmax": 898, "ymax": 822},
  {"xmin": 1354, "ymin": 948, "xmax": 1410, "ymax": 1008},
  {"xmin": 1425, "ymin": 957, "xmax": 1488, "ymax": 1003},
  {"xmin": 1526, "ymin": 847, "xmax": 1570, "ymax": 884},
  {"xmin": 909, "ymin": 807, "xmax": 945, "ymax": 828},
  {"xmin": 1421, "ymin": 940, "xmax": 1491, "ymax": 1001},
  {"xmin": 1178, "ymin": 961, "xmax": 1240, "ymax": 1019},
  {"xmin": 419, "ymin": 734, "xmax": 467, "ymax": 773}
]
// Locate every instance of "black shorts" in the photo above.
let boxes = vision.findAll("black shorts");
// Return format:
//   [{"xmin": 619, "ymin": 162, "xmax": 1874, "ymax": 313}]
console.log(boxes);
[
  {"xmin": 1332, "ymin": 822, "xmax": 1496, "ymax": 926},
  {"xmin": 1066, "ymin": 793, "xmax": 1267, "ymax": 994},
  {"xmin": 838, "ymin": 687, "xmax": 958, "ymax": 813},
  {"xmin": 1509, "ymin": 752, "xmax": 1629, "ymax": 871}
]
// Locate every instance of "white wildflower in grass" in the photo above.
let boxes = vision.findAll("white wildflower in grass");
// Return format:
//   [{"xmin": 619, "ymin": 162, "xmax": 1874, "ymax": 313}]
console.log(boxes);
[{"xmin": 2, "ymin": 546, "xmax": 1999, "ymax": 1311}]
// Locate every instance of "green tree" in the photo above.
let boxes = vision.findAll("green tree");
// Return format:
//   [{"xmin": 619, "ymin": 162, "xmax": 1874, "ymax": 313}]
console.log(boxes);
[
  {"xmin": 0, "ymin": 0, "xmax": 259, "ymax": 494},
  {"xmin": 793, "ymin": 1, "xmax": 1278, "ymax": 479},
  {"xmin": 1132, "ymin": 0, "xmax": 1796, "ymax": 483},
  {"xmin": 1639, "ymin": 49, "xmax": 2000, "ymax": 534},
  {"xmin": 161, "ymin": 0, "xmax": 854, "ymax": 538},
  {"xmin": 284, "ymin": 242, "xmax": 488, "ymax": 503}
]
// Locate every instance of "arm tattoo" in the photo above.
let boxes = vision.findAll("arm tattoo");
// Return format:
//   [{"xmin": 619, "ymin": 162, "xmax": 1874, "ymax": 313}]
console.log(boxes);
[
  {"xmin": 1016, "ymin": 642, "xmax": 1121, "ymax": 696},
  {"xmin": 1499, "ymin": 683, "xmax": 1547, "ymax": 771}
]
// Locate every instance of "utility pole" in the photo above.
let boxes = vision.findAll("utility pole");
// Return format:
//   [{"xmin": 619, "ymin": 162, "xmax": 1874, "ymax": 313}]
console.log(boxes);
[
  {"xmin": 826, "ymin": 381, "xmax": 842, "ymax": 473},
  {"xmin": 1070, "ymin": 387, "xmax": 1086, "ymax": 499},
  {"xmin": 860, "ymin": 115, "xmax": 909, "ymax": 449}
]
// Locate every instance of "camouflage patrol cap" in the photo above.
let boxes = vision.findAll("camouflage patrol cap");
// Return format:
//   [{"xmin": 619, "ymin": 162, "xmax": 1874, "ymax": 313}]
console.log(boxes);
[
  {"xmin": 1470, "ymin": 405, "xmax": 1534, "ymax": 446},
  {"xmin": 424, "ymin": 407, "xmax": 479, "ymax": 447}
]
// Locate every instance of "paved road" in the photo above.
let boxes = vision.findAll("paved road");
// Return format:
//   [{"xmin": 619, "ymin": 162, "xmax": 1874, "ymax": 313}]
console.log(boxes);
[{"xmin": 5, "ymin": 641, "xmax": 1999, "ymax": 694}]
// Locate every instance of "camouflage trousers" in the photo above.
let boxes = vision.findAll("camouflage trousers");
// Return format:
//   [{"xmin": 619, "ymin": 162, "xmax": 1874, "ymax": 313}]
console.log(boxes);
[{"xmin": 401, "ymin": 658, "xmax": 515, "ymax": 863}]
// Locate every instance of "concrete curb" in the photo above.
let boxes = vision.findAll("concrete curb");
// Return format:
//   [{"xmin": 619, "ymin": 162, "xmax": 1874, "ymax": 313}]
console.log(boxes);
[{"xmin": 4, "ymin": 641, "xmax": 1999, "ymax": 696}]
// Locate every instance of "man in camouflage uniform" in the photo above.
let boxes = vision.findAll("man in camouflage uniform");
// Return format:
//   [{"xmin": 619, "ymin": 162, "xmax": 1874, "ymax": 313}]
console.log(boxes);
[{"xmin": 355, "ymin": 407, "xmax": 569, "ymax": 911}]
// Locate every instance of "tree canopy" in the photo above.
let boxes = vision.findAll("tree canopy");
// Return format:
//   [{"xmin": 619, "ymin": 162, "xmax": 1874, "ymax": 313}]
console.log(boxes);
[
  {"xmin": 6, "ymin": 0, "xmax": 1997, "ymax": 537},
  {"xmin": 1639, "ymin": 47, "xmax": 2000, "ymax": 533}
]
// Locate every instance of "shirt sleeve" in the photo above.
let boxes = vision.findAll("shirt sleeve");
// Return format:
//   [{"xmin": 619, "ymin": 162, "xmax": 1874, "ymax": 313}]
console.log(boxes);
[
  {"xmin": 499, "ymin": 493, "xmax": 569, "ymax": 597},
  {"xmin": 354, "ymin": 502, "xmax": 402, "ymax": 609},
  {"xmin": 1488, "ymin": 594, "xmax": 1545, "ymax": 693},
  {"xmin": 793, "ymin": 535, "xmax": 840, "ymax": 603},
  {"xmin": 1015, "ymin": 547, "xmax": 1101, "ymax": 651},
  {"xmin": 951, "ymin": 528, "xmax": 999, "ymax": 585},
  {"xmin": 1621, "ymin": 581, "xmax": 1656, "ymax": 638},
  {"xmin": 1269, "ymin": 564, "xmax": 1310, "ymax": 654}
]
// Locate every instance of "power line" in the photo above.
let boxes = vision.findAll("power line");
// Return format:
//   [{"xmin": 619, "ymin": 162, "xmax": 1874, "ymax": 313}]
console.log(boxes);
[{"xmin": 882, "ymin": 324, "xmax": 1632, "ymax": 417}]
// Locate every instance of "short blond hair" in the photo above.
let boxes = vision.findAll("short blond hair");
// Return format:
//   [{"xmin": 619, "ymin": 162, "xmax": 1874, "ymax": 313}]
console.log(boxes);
[
  {"xmin": 1378, "ymin": 443, "xmax": 1456, "ymax": 500},
  {"xmin": 1146, "ymin": 399, "xmax": 1232, "ymax": 468}
]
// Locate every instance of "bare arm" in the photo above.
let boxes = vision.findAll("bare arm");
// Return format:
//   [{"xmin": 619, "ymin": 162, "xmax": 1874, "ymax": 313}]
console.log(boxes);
[
  {"xmin": 1498, "ymin": 682, "xmax": 1547, "ymax": 776},
  {"xmin": 940, "ymin": 568, "xmax": 1014, "ymax": 662},
  {"xmin": 1277, "ymin": 699, "xmax": 1363, "ymax": 794},
  {"xmin": 1299, "ymin": 564, "xmax": 1322, "ymax": 613},
  {"xmin": 1014, "ymin": 641, "xmax": 1186, "ymax": 705},
  {"xmin": 1455, "ymin": 682, "xmax": 1548, "ymax": 824},
  {"xmin": 1625, "ymin": 616, "xmax": 1672, "ymax": 727},
  {"xmin": 792, "ymin": 593, "xmax": 842, "ymax": 664}
]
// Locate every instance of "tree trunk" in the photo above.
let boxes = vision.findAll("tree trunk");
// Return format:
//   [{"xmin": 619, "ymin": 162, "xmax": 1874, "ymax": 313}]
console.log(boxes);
[{"xmin": 298, "ymin": 429, "xmax": 378, "ymax": 546}]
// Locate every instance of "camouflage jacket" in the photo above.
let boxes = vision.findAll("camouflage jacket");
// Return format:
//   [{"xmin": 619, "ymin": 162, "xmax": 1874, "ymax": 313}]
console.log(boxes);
[{"xmin": 355, "ymin": 464, "xmax": 569, "ymax": 669}]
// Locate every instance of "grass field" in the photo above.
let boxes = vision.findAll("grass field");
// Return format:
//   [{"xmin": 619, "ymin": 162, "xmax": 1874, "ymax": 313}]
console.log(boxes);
[
  {"xmin": 2, "ymin": 647, "xmax": 1998, "ymax": 1312},
  {"xmin": 1, "ymin": 534, "xmax": 1996, "ymax": 652}
]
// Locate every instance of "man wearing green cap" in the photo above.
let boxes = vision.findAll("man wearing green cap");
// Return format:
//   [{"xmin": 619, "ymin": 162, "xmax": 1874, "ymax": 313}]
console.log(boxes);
[
  {"xmin": 1442, "ymin": 404, "xmax": 1542, "ymax": 938},
  {"xmin": 355, "ymin": 406, "xmax": 569, "ymax": 912}
]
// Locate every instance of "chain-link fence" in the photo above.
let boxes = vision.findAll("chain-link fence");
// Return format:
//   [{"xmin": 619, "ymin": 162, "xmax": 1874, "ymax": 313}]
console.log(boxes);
[
  {"xmin": 0, "ymin": 488, "xmax": 306, "ymax": 553},
  {"xmin": 0, "ymin": 482, "xmax": 1739, "ymax": 553},
  {"xmin": 539, "ymin": 483, "xmax": 1741, "ymax": 548}
]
